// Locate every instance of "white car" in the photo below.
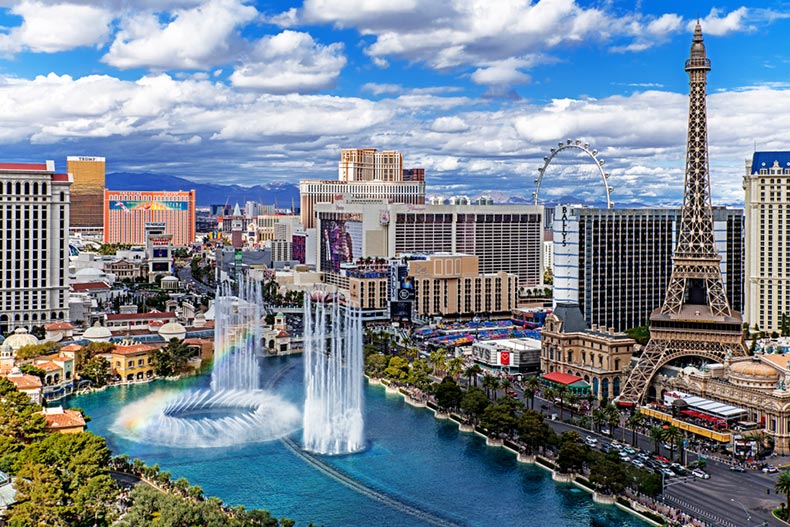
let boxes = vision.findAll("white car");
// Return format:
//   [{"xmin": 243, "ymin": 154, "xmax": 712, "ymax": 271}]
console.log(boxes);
[
  {"xmin": 631, "ymin": 459, "xmax": 645, "ymax": 468},
  {"xmin": 691, "ymin": 469, "xmax": 710, "ymax": 479},
  {"xmin": 585, "ymin": 435, "xmax": 598, "ymax": 445}
]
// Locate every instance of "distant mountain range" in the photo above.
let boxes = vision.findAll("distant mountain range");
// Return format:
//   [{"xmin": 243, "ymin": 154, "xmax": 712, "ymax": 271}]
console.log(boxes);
[
  {"xmin": 106, "ymin": 172, "xmax": 691, "ymax": 210},
  {"xmin": 106, "ymin": 172, "xmax": 301, "ymax": 208}
]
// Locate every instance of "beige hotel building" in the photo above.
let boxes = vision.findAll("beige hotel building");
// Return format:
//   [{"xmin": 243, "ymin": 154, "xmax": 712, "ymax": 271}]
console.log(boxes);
[{"xmin": 744, "ymin": 151, "xmax": 790, "ymax": 332}]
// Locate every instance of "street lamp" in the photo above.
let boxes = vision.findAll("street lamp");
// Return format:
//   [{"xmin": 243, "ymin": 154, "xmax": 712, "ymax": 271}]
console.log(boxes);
[{"xmin": 730, "ymin": 498, "xmax": 750, "ymax": 527}]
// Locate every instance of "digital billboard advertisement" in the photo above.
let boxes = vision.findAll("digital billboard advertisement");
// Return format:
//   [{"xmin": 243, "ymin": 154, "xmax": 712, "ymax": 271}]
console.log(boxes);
[
  {"xmin": 110, "ymin": 200, "xmax": 189, "ymax": 212},
  {"xmin": 320, "ymin": 214, "xmax": 363, "ymax": 272}
]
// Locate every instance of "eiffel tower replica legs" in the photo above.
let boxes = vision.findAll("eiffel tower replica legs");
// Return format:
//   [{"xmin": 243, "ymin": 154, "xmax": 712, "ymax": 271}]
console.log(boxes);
[{"xmin": 616, "ymin": 24, "xmax": 747, "ymax": 406}]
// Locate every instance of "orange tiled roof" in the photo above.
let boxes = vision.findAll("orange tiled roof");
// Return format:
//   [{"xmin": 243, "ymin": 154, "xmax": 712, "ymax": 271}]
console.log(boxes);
[
  {"xmin": 43, "ymin": 409, "xmax": 85, "ymax": 430},
  {"xmin": 60, "ymin": 343, "xmax": 83, "ymax": 352},
  {"xmin": 6, "ymin": 374, "xmax": 42, "ymax": 390},
  {"xmin": 35, "ymin": 361, "xmax": 61, "ymax": 373},
  {"xmin": 44, "ymin": 322, "xmax": 74, "ymax": 331},
  {"xmin": 112, "ymin": 343, "xmax": 156, "ymax": 356}
]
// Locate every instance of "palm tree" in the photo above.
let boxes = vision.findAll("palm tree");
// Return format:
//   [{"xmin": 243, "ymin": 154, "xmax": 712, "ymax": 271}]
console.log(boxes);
[
  {"xmin": 649, "ymin": 427, "xmax": 664, "ymax": 454},
  {"xmin": 482, "ymin": 374, "xmax": 499, "ymax": 400},
  {"xmin": 592, "ymin": 408, "xmax": 608, "ymax": 433},
  {"xmin": 500, "ymin": 378, "xmax": 513, "ymax": 394},
  {"xmin": 776, "ymin": 470, "xmax": 790, "ymax": 513},
  {"xmin": 464, "ymin": 364, "xmax": 483, "ymax": 388},
  {"xmin": 542, "ymin": 387, "xmax": 556, "ymax": 413},
  {"xmin": 429, "ymin": 350, "xmax": 447, "ymax": 376},
  {"xmin": 628, "ymin": 413, "xmax": 645, "ymax": 446},
  {"xmin": 556, "ymin": 385, "xmax": 568, "ymax": 421},
  {"xmin": 662, "ymin": 425, "xmax": 683, "ymax": 461},
  {"xmin": 523, "ymin": 375, "xmax": 541, "ymax": 410},
  {"xmin": 604, "ymin": 404, "xmax": 620, "ymax": 436},
  {"xmin": 447, "ymin": 356, "xmax": 465, "ymax": 381},
  {"xmin": 565, "ymin": 393, "xmax": 580, "ymax": 415}
]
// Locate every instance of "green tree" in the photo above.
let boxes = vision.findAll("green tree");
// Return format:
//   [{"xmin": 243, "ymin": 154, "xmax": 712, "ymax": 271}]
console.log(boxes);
[
  {"xmin": 446, "ymin": 356, "xmax": 465, "ymax": 381},
  {"xmin": 15, "ymin": 341, "xmax": 59, "ymax": 360},
  {"xmin": 662, "ymin": 425, "xmax": 683, "ymax": 461},
  {"xmin": 460, "ymin": 387, "xmax": 489, "ymax": 424},
  {"xmin": 517, "ymin": 410, "xmax": 551, "ymax": 455},
  {"xmin": 429, "ymin": 350, "xmax": 447, "ymax": 376},
  {"xmin": 365, "ymin": 354, "xmax": 388, "ymax": 377},
  {"xmin": 433, "ymin": 377, "xmax": 463, "ymax": 412},
  {"xmin": 463, "ymin": 364, "xmax": 482, "ymax": 388},
  {"xmin": 383, "ymin": 356, "xmax": 410, "ymax": 382},
  {"xmin": 625, "ymin": 325, "xmax": 650, "ymax": 345},
  {"xmin": 776, "ymin": 470, "xmax": 790, "ymax": 513},
  {"xmin": 649, "ymin": 426, "xmax": 665, "ymax": 454},
  {"xmin": 407, "ymin": 359, "xmax": 433, "ymax": 392},
  {"xmin": 635, "ymin": 471, "xmax": 662, "ymax": 498},
  {"xmin": 481, "ymin": 374, "xmax": 500, "ymax": 400},
  {"xmin": 557, "ymin": 441, "xmax": 588, "ymax": 474},
  {"xmin": 72, "ymin": 473, "xmax": 119, "ymax": 526},
  {"xmin": 589, "ymin": 458, "xmax": 627, "ymax": 494},
  {"xmin": 480, "ymin": 401, "xmax": 517, "ymax": 438},
  {"xmin": 9, "ymin": 462, "xmax": 68, "ymax": 526},
  {"xmin": 628, "ymin": 412, "xmax": 645, "ymax": 446},
  {"xmin": 0, "ymin": 378, "xmax": 47, "ymax": 449},
  {"xmin": 592, "ymin": 408, "xmax": 608, "ymax": 433},
  {"xmin": 80, "ymin": 356, "xmax": 111, "ymax": 387},
  {"xmin": 523, "ymin": 375, "xmax": 540, "ymax": 410}
]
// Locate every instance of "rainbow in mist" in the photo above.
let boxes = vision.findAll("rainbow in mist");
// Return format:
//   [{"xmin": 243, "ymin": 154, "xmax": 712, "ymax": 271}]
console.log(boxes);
[{"xmin": 112, "ymin": 275, "xmax": 301, "ymax": 448}]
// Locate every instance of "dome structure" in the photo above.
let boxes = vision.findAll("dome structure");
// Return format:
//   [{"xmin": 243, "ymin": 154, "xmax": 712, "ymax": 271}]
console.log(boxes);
[
  {"xmin": 4, "ymin": 327, "xmax": 39, "ymax": 351},
  {"xmin": 158, "ymin": 321, "xmax": 187, "ymax": 341},
  {"xmin": 83, "ymin": 322, "xmax": 112, "ymax": 342},
  {"xmin": 728, "ymin": 358, "xmax": 779, "ymax": 390},
  {"xmin": 74, "ymin": 267, "xmax": 106, "ymax": 284}
]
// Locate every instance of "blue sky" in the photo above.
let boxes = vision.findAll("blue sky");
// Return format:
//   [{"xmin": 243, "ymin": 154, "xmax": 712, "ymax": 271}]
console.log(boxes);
[{"xmin": 0, "ymin": 1, "xmax": 788, "ymax": 206}]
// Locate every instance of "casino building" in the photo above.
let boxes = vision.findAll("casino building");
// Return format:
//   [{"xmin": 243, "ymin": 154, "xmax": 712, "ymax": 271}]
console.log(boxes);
[{"xmin": 104, "ymin": 190, "xmax": 196, "ymax": 246}]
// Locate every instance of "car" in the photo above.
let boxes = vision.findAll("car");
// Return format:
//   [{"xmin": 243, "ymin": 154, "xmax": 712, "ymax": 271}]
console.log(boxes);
[
  {"xmin": 507, "ymin": 390, "xmax": 518, "ymax": 398},
  {"xmin": 585, "ymin": 436, "xmax": 598, "ymax": 445},
  {"xmin": 600, "ymin": 444, "xmax": 611, "ymax": 453},
  {"xmin": 655, "ymin": 455, "xmax": 671, "ymax": 464},
  {"xmin": 762, "ymin": 465, "xmax": 779, "ymax": 474},
  {"xmin": 637, "ymin": 452, "xmax": 650, "ymax": 461},
  {"xmin": 661, "ymin": 468, "xmax": 675, "ymax": 478},
  {"xmin": 600, "ymin": 427, "xmax": 611, "ymax": 435},
  {"xmin": 619, "ymin": 452, "xmax": 631, "ymax": 461},
  {"xmin": 631, "ymin": 459, "xmax": 645, "ymax": 468},
  {"xmin": 670, "ymin": 463, "xmax": 689, "ymax": 476},
  {"xmin": 692, "ymin": 469, "xmax": 710, "ymax": 479},
  {"xmin": 729, "ymin": 465, "xmax": 746, "ymax": 473},
  {"xmin": 624, "ymin": 447, "xmax": 637, "ymax": 455},
  {"xmin": 610, "ymin": 440, "xmax": 623, "ymax": 450}
]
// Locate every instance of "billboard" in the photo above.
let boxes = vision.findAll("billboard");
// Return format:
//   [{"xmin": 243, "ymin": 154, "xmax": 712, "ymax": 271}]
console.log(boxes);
[
  {"xmin": 152, "ymin": 262, "xmax": 169, "ymax": 272},
  {"xmin": 320, "ymin": 214, "xmax": 363, "ymax": 272},
  {"xmin": 552, "ymin": 204, "xmax": 580, "ymax": 306},
  {"xmin": 390, "ymin": 301, "xmax": 412, "ymax": 323},
  {"xmin": 396, "ymin": 275, "xmax": 415, "ymax": 301},
  {"xmin": 110, "ymin": 200, "xmax": 189, "ymax": 212}
]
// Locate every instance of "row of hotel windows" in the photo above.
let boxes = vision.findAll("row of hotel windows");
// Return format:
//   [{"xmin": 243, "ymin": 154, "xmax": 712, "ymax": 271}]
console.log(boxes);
[{"xmin": 0, "ymin": 181, "xmax": 48, "ymax": 196}]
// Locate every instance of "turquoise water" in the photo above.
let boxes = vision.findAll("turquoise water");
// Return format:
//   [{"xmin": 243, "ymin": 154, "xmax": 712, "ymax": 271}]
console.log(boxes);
[{"xmin": 66, "ymin": 356, "xmax": 647, "ymax": 527}]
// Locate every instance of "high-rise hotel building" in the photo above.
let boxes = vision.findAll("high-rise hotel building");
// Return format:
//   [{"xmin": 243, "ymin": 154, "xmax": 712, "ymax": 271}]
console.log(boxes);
[
  {"xmin": 555, "ymin": 205, "xmax": 743, "ymax": 332},
  {"xmin": 0, "ymin": 161, "xmax": 71, "ymax": 333},
  {"xmin": 300, "ymin": 148, "xmax": 425, "ymax": 229},
  {"xmin": 314, "ymin": 201, "xmax": 544, "ymax": 288},
  {"xmin": 744, "ymin": 151, "xmax": 790, "ymax": 332},
  {"xmin": 67, "ymin": 156, "xmax": 105, "ymax": 232},
  {"xmin": 103, "ymin": 190, "xmax": 196, "ymax": 246}
]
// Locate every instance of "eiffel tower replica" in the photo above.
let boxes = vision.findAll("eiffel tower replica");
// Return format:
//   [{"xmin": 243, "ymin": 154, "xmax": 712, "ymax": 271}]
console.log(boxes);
[{"xmin": 616, "ymin": 23, "xmax": 747, "ymax": 406}]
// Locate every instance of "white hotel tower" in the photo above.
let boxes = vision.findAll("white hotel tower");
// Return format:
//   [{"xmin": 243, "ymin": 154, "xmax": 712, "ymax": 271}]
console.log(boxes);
[
  {"xmin": 0, "ymin": 161, "xmax": 71, "ymax": 334},
  {"xmin": 744, "ymin": 151, "xmax": 790, "ymax": 333}
]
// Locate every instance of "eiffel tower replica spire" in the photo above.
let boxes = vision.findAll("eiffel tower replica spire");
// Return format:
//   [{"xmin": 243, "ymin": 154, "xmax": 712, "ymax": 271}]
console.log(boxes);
[{"xmin": 616, "ymin": 23, "xmax": 747, "ymax": 406}]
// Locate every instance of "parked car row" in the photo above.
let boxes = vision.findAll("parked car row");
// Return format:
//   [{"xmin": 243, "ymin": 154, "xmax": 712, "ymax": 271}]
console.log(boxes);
[{"xmin": 590, "ymin": 438, "xmax": 710, "ymax": 479}]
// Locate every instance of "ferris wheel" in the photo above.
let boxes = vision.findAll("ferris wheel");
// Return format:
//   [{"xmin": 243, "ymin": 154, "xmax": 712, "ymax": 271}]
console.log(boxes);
[{"xmin": 532, "ymin": 139, "xmax": 613, "ymax": 209}]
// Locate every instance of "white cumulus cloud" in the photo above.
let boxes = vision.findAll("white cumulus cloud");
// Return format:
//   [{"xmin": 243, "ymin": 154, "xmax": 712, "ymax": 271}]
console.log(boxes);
[
  {"xmin": 0, "ymin": 1, "xmax": 113, "ymax": 55},
  {"xmin": 230, "ymin": 30, "xmax": 346, "ymax": 93},
  {"xmin": 102, "ymin": 0, "xmax": 257, "ymax": 70}
]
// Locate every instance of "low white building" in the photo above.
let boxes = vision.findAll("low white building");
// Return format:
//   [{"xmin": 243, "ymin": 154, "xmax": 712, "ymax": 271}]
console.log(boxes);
[{"xmin": 471, "ymin": 337, "xmax": 542, "ymax": 373}]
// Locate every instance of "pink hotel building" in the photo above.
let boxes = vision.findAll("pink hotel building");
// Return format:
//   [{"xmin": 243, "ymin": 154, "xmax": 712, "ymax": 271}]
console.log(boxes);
[{"xmin": 103, "ymin": 190, "xmax": 196, "ymax": 247}]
